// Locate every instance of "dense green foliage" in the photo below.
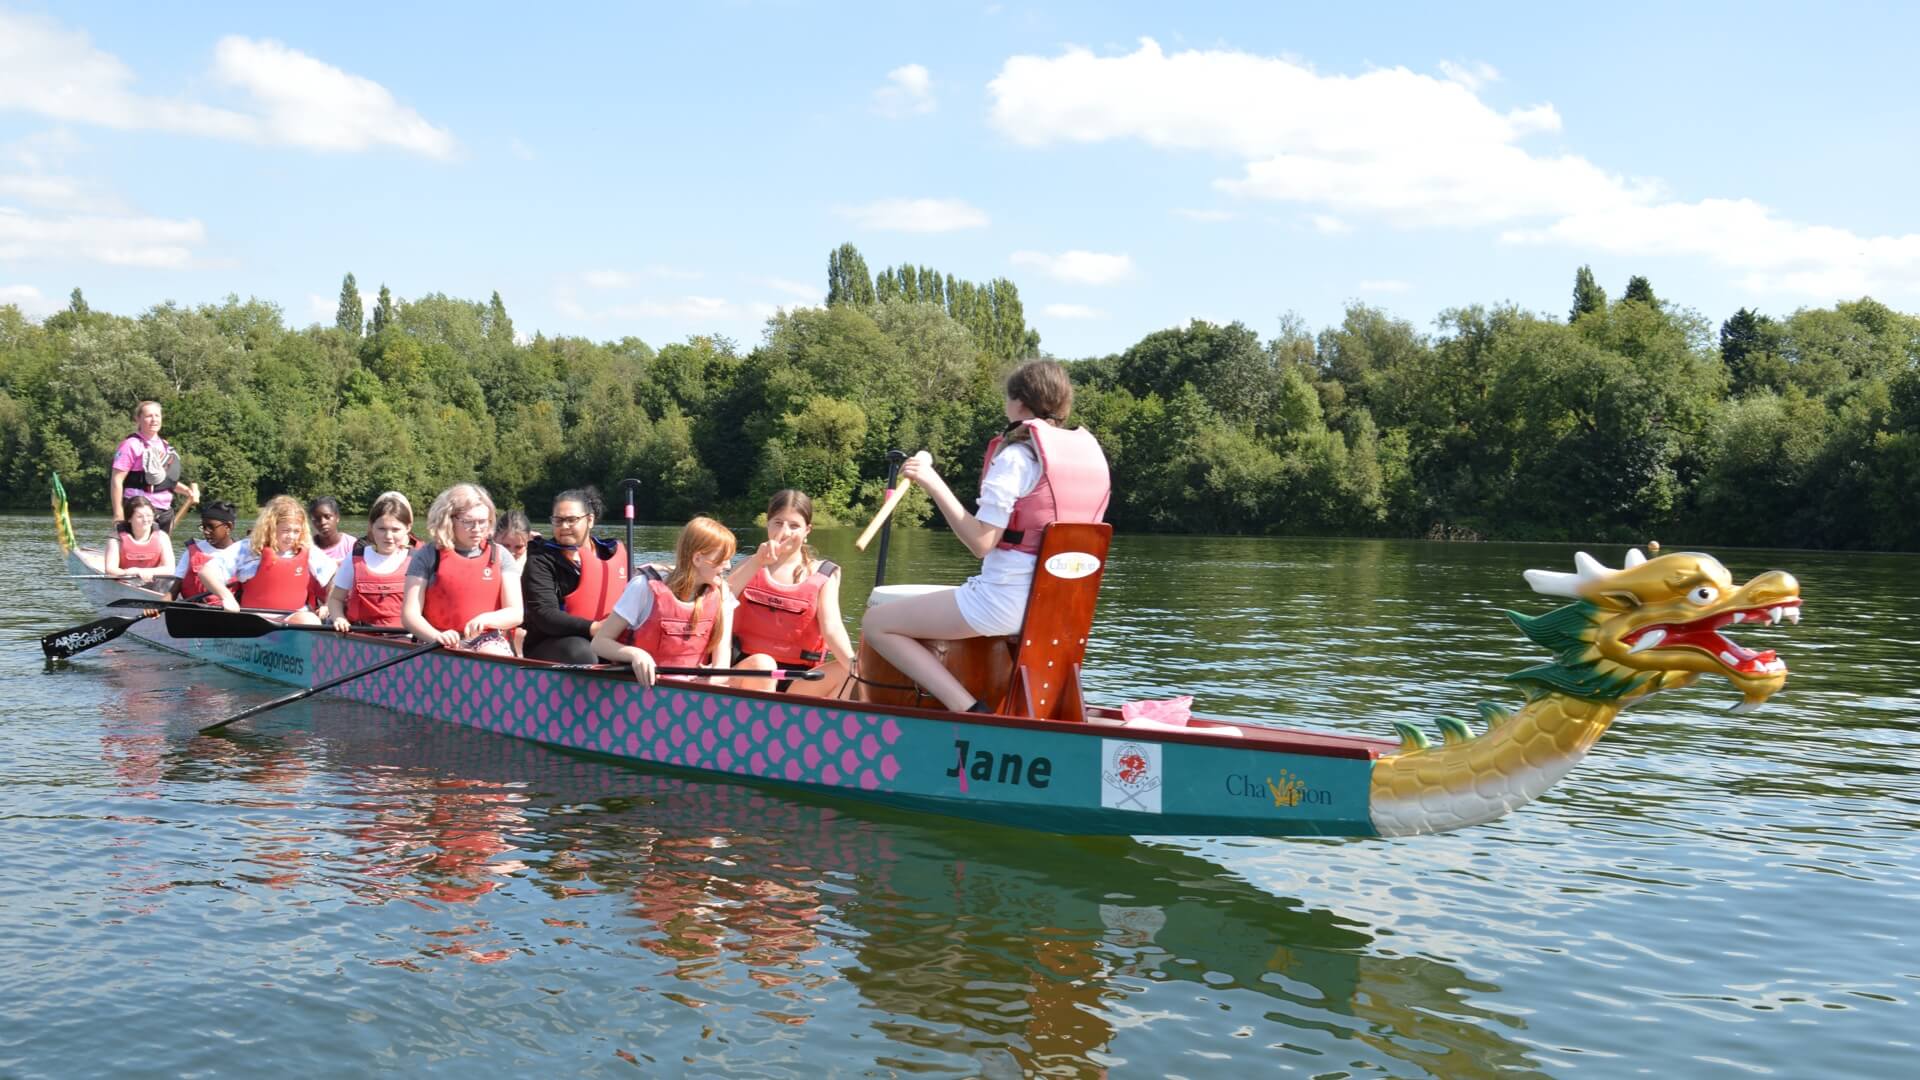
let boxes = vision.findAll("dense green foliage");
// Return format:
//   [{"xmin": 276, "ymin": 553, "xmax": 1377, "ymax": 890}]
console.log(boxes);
[{"xmin": 3, "ymin": 258, "xmax": 1917, "ymax": 550}]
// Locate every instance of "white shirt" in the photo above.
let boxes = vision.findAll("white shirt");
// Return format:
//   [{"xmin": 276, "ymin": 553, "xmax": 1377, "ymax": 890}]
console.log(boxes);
[
  {"xmin": 611, "ymin": 575, "xmax": 657, "ymax": 629},
  {"xmin": 212, "ymin": 539, "xmax": 338, "ymax": 588},
  {"xmin": 174, "ymin": 538, "xmax": 239, "ymax": 581},
  {"xmin": 330, "ymin": 545, "xmax": 410, "ymax": 591},
  {"xmin": 973, "ymin": 442, "xmax": 1042, "ymax": 586}
]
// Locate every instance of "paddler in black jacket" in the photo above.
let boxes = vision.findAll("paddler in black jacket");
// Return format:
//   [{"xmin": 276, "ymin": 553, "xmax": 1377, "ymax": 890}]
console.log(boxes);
[{"xmin": 520, "ymin": 488, "xmax": 630, "ymax": 664}]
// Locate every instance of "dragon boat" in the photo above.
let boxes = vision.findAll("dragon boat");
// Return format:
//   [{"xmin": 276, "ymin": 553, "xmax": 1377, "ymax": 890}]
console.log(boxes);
[{"xmin": 47, "ymin": 476, "xmax": 1804, "ymax": 838}]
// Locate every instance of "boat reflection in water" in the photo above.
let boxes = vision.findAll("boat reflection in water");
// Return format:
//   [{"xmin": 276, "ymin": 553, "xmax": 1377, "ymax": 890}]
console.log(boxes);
[{"xmin": 143, "ymin": 690, "xmax": 1545, "ymax": 1076}]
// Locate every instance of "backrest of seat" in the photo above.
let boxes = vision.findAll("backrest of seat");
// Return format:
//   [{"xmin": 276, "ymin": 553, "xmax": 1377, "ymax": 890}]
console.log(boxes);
[{"xmin": 994, "ymin": 522, "xmax": 1112, "ymax": 722}]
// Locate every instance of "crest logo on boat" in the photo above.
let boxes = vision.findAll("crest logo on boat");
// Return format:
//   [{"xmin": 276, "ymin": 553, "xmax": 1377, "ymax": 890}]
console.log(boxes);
[
  {"xmin": 1100, "ymin": 739, "xmax": 1162, "ymax": 813},
  {"xmin": 1044, "ymin": 551, "xmax": 1102, "ymax": 580}
]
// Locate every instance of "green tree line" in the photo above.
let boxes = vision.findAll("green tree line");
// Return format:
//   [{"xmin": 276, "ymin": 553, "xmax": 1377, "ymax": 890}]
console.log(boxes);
[{"xmin": 2, "ymin": 254, "xmax": 1917, "ymax": 550}]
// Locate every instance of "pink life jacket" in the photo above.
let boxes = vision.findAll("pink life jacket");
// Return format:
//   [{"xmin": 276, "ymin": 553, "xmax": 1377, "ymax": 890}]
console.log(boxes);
[
  {"xmin": 422, "ymin": 542, "xmax": 505, "ymax": 634},
  {"xmin": 733, "ymin": 560, "xmax": 838, "ymax": 667},
  {"xmin": 623, "ymin": 571, "xmax": 718, "ymax": 667},
  {"xmin": 983, "ymin": 420, "xmax": 1112, "ymax": 555}
]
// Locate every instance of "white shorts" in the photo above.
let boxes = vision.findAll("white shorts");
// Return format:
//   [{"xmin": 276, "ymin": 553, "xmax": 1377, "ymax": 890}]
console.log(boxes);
[{"xmin": 952, "ymin": 572, "xmax": 1031, "ymax": 637}]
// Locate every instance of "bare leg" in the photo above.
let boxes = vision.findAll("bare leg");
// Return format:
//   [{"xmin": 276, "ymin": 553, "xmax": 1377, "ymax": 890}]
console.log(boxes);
[
  {"xmin": 735, "ymin": 651, "xmax": 779, "ymax": 692},
  {"xmin": 783, "ymin": 655, "xmax": 851, "ymax": 699},
  {"xmin": 861, "ymin": 590, "xmax": 982, "ymax": 712}
]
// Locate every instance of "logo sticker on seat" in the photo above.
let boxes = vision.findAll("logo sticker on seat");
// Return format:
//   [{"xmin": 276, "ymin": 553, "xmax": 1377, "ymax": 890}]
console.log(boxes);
[{"xmin": 1044, "ymin": 551, "xmax": 1102, "ymax": 579}]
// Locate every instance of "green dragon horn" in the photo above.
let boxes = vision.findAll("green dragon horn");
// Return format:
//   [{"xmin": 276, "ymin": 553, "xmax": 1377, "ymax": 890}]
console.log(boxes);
[{"xmin": 1390, "ymin": 721, "xmax": 1431, "ymax": 752}]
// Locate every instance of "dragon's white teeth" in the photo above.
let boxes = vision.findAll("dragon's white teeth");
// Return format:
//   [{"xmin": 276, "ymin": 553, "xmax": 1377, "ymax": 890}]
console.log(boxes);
[
  {"xmin": 1629, "ymin": 628, "xmax": 1668, "ymax": 654},
  {"xmin": 1764, "ymin": 659, "xmax": 1787, "ymax": 673},
  {"xmin": 1719, "ymin": 650, "xmax": 1741, "ymax": 667},
  {"xmin": 1768, "ymin": 607, "xmax": 1783, "ymax": 624},
  {"xmin": 1785, "ymin": 608, "xmax": 1801, "ymax": 624}
]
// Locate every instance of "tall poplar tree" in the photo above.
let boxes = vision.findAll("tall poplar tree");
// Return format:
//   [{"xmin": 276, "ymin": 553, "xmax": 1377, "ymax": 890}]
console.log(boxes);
[
  {"xmin": 826, "ymin": 243, "xmax": 875, "ymax": 306},
  {"xmin": 486, "ymin": 290, "xmax": 514, "ymax": 344},
  {"xmin": 336, "ymin": 272, "xmax": 364, "ymax": 337},
  {"xmin": 1622, "ymin": 275, "xmax": 1658, "ymax": 307},
  {"xmin": 1570, "ymin": 265, "xmax": 1606, "ymax": 323},
  {"xmin": 369, "ymin": 284, "xmax": 397, "ymax": 336}
]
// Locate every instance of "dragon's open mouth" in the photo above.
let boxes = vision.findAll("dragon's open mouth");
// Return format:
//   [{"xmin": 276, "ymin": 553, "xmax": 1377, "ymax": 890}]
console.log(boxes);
[{"xmin": 1624, "ymin": 600, "xmax": 1801, "ymax": 675}]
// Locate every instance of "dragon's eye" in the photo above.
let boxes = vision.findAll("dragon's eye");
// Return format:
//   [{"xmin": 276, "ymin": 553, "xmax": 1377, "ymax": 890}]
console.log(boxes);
[{"xmin": 1686, "ymin": 585, "xmax": 1720, "ymax": 606}]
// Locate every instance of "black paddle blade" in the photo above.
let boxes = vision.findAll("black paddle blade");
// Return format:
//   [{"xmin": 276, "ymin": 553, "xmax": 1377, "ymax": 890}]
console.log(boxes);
[
  {"xmin": 41, "ymin": 615, "xmax": 140, "ymax": 659},
  {"xmin": 163, "ymin": 607, "xmax": 280, "ymax": 639}
]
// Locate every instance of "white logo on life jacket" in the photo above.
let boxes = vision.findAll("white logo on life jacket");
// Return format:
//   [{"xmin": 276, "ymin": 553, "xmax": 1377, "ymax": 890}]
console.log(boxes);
[
  {"xmin": 483, "ymin": 566, "xmax": 494, "ymax": 580},
  {"xmin": 1044, "ymin": 551, "xmax": 1102, "ymax": 580}
]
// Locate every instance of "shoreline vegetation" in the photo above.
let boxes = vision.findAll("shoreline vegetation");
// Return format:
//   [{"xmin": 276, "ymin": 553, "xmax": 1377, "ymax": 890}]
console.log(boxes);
[{"xmin": 3, "ymin": 247, "xmax": 1916, "ymax": 551}]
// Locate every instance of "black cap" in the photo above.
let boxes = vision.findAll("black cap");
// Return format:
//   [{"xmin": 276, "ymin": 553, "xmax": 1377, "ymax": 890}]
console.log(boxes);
[{"xmin": 200, "ymin": 500, "xmax": 237, "ymax": 525}]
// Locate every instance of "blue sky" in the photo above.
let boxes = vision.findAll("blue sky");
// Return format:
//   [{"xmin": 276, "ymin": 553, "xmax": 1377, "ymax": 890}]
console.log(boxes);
[{"xmin": 3, "ymin": 2, "xmax": 1917, "ymax": 358}]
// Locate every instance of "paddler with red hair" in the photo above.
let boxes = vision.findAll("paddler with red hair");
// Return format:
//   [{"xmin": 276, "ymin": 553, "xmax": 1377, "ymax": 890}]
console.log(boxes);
[
  {"xmin": 326, "ymin": 491, "xmax": 419, "ymax": 632},
  {"xmin": 520, "ymin": 487, "xmax": 629, "ymax": 664},
  {"xmin": 200, "ymin": 495, "xmax": 337, "ymax": 625},
  {"xmin": 402, "ymin": 483, "xmax": 522, "ymax": 655},
  {"xmin": 860, "ymin": 359, "xmax": 1111, "ymax": 713},
  {"xmin": 592, "ymin": 516, "xmax": 737, "ymax": 685},
  {"xmin": 728, "ymin": 489, "xmax": 855, "ymax": 694},
  {"xmin": 104, "ymin": 494, "xmax": 175, "ymax": 587}
]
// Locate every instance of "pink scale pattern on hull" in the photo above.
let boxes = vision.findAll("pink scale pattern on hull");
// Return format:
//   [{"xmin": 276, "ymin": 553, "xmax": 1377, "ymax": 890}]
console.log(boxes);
[{"xmin": 313, "ymin": 640, "xmax": 903, "ymax": 791}]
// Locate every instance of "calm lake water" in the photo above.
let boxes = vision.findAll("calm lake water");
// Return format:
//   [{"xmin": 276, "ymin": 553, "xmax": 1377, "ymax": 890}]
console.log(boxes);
[{"xmin": 2, "ymin": 511, "xmax": 1915, "ymax": 1077}]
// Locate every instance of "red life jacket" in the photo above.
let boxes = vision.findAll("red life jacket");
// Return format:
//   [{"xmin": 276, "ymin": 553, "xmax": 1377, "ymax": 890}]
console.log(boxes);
[
  {"xmin": 345, "ymin": 540, "xmax": 412, "ymax": 627},
  {"xmin": 185, "ymin": 539, "xmax": 229, "ymax": 604},
  {"xmin": 247, "ymin": 545, "xmax": 326, "ymax": 611},
  {"xmin": 623, "ymin": 572, "xmax": 718, "ymax": 667},
  {"xmin": 733, "ymin": 560, "xmax": 837, "ymax": 667},
  {"xmin": 422, "ymin": 542, "xmax": 505, "ymax": 635},
  {"xmin": 116, "ymin": 528, "xmax": 166, "ymax": 569},
  {"xmin": 559, "ymin": 538, "xmax": 630, "ymax": 623},
  {"xmin": 984, "ymin": 420, "xmax": 1112, "ymax": 554}
]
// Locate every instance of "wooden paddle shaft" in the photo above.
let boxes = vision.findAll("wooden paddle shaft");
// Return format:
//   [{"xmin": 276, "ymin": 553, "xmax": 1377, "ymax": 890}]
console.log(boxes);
[{"xmin": 855, "ymin": 451, "xmax": 928, "ymax": 552}]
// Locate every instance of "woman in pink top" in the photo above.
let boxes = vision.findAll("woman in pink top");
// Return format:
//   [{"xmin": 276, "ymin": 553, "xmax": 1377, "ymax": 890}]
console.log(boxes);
[{"xmin": 109, "ymin": 401, "xmax": 198, "ymax": 533}]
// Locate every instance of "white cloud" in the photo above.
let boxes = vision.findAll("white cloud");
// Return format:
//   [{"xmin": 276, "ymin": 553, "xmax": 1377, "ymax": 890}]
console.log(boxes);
[
  {"xmin": 307, "ymin": 293, "xmax": 336, "ymax": 319},
  {"xmin": 0, "ymin": 173, "xmax": 90, "ymax": 210},
  {"xmin": 1358, "ymin": 279, "xmax": 1411, "ymax": 293},
  {"xmin": 1503, "ymin": 198, "xmax": 1920, "ymax": 299},
  {"xmin": 0, "ymin": 206, "xmax": 206, "ymax": 267},
  {"xmin": 985, "ymin": 36, "xmax": 1920, "ymax": 299},
  {"xmin": 0, "ymin": 12, "xmax": 454, "ymax": 158},
  {"xmin": 605, "ymin": 296, "xmax": 781, "ymax": 322},
  {"xmin": 582, "ymin": 269, "xmax": 636, "ymax": 289},
  {"xmin": 988, "ymin": 38, "xmax": 1599, "ymax": 229},
  {"xmin": 0, "ymin": 283, "xmax": 58, "ymax": 316},
  {"xmin": 1173, "ymin": 207, "xmax": 1234, "ymax": 223},
  {"xmin": 757, "ymin": 276, "xmax": 821, "ymax": 301},
  {"xmin": 1438, "ymin": 60, "xmax": 1500, "ymax": 92},
  {"xmin": 835, "ymin": 197, "xmax": 989, "ymax": 233},
  {"xmin": 873, "ymin": 63, "xmax": 936, "ymax": 118},
  {"xmin": 1010, "ymin": 249, "xmax": 1134, "ymax": 285},
  {"xmin": 1042, "ymin": 303, "xmax": 1106, "ymax": 320},
  {"xmin": 210, "ymin": 36, "xmax": 457, "ymax": 158},
  {"xmin": 581, "ymin": 266, "xmax": 704, "ymax": 289}
]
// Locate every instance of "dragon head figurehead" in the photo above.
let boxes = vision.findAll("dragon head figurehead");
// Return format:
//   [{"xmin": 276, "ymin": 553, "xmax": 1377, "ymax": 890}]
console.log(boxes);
[{"xmin": 1509, "ymin": 549, "xmax": 1802, "ymax": 712}]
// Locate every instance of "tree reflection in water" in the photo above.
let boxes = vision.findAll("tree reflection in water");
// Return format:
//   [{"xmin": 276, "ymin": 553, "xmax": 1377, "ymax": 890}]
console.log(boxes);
[{"xmin": 138, "ymin": 692, "xmax": 1544, "ymax": 1077}]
